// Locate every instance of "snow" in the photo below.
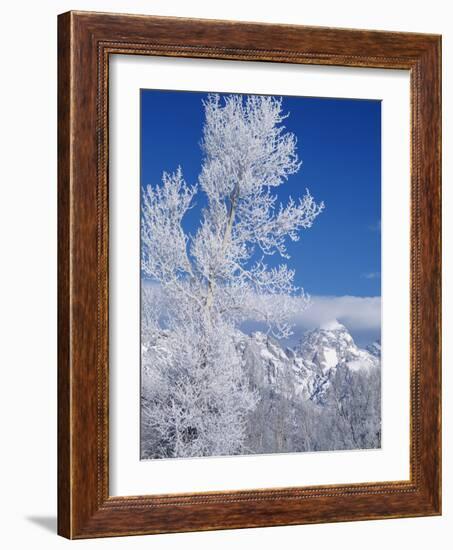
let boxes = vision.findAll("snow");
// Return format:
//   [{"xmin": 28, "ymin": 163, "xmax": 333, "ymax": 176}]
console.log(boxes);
[
  {"xmin": 320, "ymin": 319, "xmax": 344, "ymax": 331},
  {"xmin": 260, "ymin": 348, "xmax": 277, "ymax": 362},
  {"xmin": 347, "ymin": 359, "xmax": 369, "ymax": 372},
  {"xmin": 142, "ymin": 309, "xmax": 382, "ymax": 457},
  {"xmin": 323, "ymin": 348, "xmax": 338, "ymax": 369},
  {"xmin": 242, "ymin": 322, "xmax": 379, "ymax": 401}
]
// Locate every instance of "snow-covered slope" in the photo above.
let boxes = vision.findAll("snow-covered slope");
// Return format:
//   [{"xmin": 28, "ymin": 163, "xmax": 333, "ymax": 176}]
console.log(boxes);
[
  {"xmin": 237, "ymin": 321, "xmax": 380, "ymax": 404},
  {"xmin": 236, "ymin": 332, "xmax": 297, "ymax": 398},
  {"xmin": 296, "ymin": 320, "xmax": 379, "ymax": 374}
]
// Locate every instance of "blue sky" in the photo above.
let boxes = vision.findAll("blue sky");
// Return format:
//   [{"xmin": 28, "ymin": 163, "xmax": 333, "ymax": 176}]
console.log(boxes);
[{"xmin": 141, "ymin": 89, "xmax": 381, "ymax": 300}]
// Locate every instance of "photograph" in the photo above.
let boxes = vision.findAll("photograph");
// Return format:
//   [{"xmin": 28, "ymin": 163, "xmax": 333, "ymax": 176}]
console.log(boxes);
[{"xmin": 139, "ymin": 90, "xmax": 382, "ymax": 460}]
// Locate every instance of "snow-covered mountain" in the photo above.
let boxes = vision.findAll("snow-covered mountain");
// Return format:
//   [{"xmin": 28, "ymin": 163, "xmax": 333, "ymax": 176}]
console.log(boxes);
[
  {"xmin": 296, "ymin": 320, "xmax": 379, "ymax": 374},
  {"xmin": 237, "ymin": 320, "xmax": 380, "ymax": 404},
  {"xmin": 142, "ymin": 320, "xmax": 382, "ymax": 457}
]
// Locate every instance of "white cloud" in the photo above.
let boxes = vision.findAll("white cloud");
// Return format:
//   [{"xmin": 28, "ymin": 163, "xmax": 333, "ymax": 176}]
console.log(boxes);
[
  {"xmin": 361, "ymin": 271, "xmax": 381, "ymax": 280},
  {"xmin": 276, "ymin": 295, "xmax": 381, "ymax": 347},
  {"xmin": 142, "ymin": 280, "xmax": 381, "ymax": 347},
  {"xmin": 293, "ymin": 295, "xmax": 381, "ymax": 332},
  {"xmin": 240, "ymin": 294, "xmax": 381, "ymax": 347}
]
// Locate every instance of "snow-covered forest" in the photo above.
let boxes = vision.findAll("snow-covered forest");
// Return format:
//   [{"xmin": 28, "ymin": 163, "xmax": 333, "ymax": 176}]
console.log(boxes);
[{"xmin": 140, "ymin": 93, "xmax": 381, "ymax": 459}]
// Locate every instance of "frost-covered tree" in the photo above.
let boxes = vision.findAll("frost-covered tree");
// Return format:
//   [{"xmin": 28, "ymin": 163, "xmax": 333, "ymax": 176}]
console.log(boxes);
[{"xmin": 141, "ymin": 94, "xmax": 324, "ymax": 458}]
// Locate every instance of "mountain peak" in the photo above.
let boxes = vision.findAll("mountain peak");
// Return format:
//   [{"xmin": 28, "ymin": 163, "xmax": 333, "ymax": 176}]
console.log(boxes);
[
  {"xmin": 295, "ymin": 321, "xmax": 379, "ymax": 380},
  {"xmin": 319, "ymin": 319, "xmax": 345, "ymax": 331}
]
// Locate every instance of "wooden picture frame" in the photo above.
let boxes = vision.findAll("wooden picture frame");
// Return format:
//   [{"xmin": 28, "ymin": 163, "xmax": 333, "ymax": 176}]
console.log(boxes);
[{"xmin": 58, "ymin": 10, "xmax": 441, "ymax": 539}]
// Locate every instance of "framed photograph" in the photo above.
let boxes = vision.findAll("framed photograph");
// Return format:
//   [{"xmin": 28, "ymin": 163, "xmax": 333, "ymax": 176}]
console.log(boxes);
[{"xmin": 58, "ymin": 11, "xmax": 441, "ymax": 539}]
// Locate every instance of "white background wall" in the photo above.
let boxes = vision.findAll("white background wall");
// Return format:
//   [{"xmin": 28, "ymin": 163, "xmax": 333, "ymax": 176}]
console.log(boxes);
[{"xmin": 0, "ymin": 1, "xmax": 450, "ymax": 548}]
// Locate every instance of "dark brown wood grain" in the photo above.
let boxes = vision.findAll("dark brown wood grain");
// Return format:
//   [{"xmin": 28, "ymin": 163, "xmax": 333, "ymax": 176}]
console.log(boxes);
[
  {"xmin": 57, "ymin": 10, "xmax": 442, "ymax": 539},
  {"xmin": 57, "ymin": 11, "xmax": 71, "ymax": 538}
]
